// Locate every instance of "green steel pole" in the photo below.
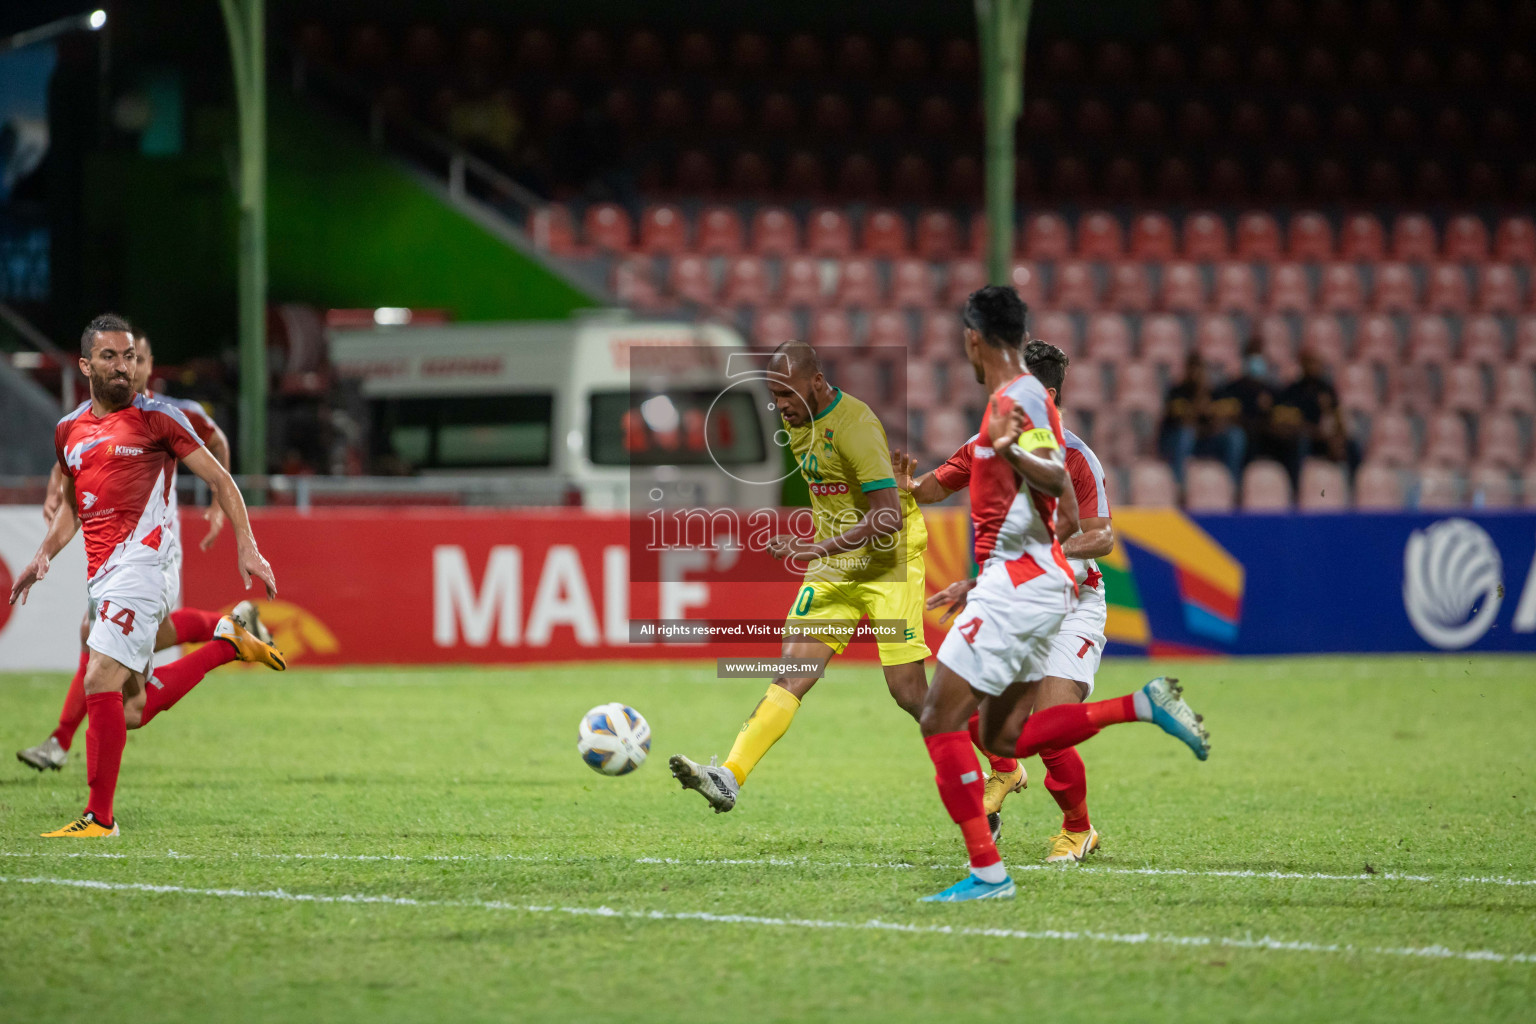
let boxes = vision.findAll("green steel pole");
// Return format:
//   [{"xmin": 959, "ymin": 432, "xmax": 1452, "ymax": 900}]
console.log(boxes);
[
  {"xmin": 219, "ymin": 0, "xmax": 267, "ymax": 476},
  {"xmin": 976, "ymin": 0, "xmax": 1031, "ymax": 285}
]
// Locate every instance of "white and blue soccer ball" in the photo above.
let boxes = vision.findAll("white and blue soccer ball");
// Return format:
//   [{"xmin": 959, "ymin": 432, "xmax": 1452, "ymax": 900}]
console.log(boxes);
[{"xmin": 577, "ymin": 703, "xmax": 651, "ymax": 776}]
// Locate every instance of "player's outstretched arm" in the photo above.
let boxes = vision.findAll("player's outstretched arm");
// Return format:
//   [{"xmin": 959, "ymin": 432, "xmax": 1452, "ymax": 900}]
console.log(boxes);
[
  {"xmin": 11, "ymin": 476, "xmax": 80, "ymax": 606},
  {"xmin": 42, "ymin": 464, "xmax": 66, "ymax": 524},
  {"xmin": 195, "ymin": 421, "xmax": 232, "ymax": 551},
  {"xmin": 180, "ymin": 446, "xmax": 278, "ymax": 599},
  {"xmin": 1063, "ymin": 517, "xmax": 1113, "ymax": 560},
  {"xmin": 767, "ymin": 486, "xmax": 904, "ymax": 566},
  {"xmin": 989, "ymin": 404, "xmax": 1067, "ymax": 497},
  {"xmin": 891, "ymin": 449, "xmax": 954, "ymax": 505}
]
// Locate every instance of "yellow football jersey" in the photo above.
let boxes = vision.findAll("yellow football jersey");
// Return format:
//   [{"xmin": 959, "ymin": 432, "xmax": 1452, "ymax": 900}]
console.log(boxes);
[{"xmin": 787, "ymin": 387, "xmax": 926, "ymax": 583}]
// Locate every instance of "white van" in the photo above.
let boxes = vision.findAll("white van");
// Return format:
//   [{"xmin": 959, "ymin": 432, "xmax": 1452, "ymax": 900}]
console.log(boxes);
[{"xmin": 329, "ymin": 312, "xmax": 785, "ymax": 509}]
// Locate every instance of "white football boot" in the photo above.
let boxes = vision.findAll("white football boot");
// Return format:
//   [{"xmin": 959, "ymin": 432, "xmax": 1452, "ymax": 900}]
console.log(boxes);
[
  {"xmin": 17, "ymin": 736, "xmax": 67, "ymax": 772},
  {"xmin": 668, "ymin": 754, "xmax": 739, "ymax": 813},
  {"xmin": 230, "ymin": 600, "xmax": 274, "ymax": 645}
]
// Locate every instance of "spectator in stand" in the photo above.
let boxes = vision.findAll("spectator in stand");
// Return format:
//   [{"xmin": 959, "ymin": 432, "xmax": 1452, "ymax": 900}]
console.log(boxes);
[
  {"xmin": 1158, "ymin": 353, "xmax": 1245, "ymax": 485},
  {"xmin": 1211, "ymin": 338, "xmax": 1283, "ymax": 467},
  {"xmin": 1273, "ymin": 347, "xmax": 1360, "ymax": 483}
]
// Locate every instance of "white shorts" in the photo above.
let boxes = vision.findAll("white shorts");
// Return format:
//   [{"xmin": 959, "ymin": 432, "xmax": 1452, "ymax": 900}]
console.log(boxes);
[
  {"xmin": 1042, "ymin": 582, "xmax": 1108, "ymax": 695},
  {"xmin": 85, "ymin": 560, "xmax": 176, "ymax": 677},
  {"xmin": 936, "ymin": 564, "xmax": 1075, "ymax": 697},
  {"xmin": 162, "ymin": 534, "xmax": 183, "ymax": 610}
]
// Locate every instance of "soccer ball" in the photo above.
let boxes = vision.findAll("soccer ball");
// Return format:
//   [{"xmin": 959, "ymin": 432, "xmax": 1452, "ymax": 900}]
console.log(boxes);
[{"xmin": 577, "ymin": 703, "xmax": 651, "ymax": 776}]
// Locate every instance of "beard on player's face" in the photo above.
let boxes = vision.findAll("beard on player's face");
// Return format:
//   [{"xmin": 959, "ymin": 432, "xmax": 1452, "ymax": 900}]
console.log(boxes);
[{"xmin": 90, "ymin": 364, "xmax": 134, "ymax": 404}]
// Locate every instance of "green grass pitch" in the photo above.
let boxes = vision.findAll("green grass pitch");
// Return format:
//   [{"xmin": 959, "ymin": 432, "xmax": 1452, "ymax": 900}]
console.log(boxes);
[{"xmin": 1, "ymin": 656, "xmax": 1533, "ymax": 1023}]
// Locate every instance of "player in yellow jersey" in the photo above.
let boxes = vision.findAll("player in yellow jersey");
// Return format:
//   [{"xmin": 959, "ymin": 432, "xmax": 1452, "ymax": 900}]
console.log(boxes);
[{"xmin": 670, "ymin": 340, "xmax": 931, "ymax": 812}]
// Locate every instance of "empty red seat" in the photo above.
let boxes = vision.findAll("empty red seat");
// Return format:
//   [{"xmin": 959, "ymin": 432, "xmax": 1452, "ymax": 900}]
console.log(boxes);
[
  {"xmin": 612, "ymin": 256, "xmax": 661, "ymax": 309},
  {"xmin": 1441, "ymin": 363, "xmax": 1488, "ymax": 414},
  {"xmin": 1494, "ymin": 365, "xmax": 1536, "ymax": 413},
  {"xmin": 1368, "ymin": 410, "xmax": 1416, "ymax": 465},
  {"xmin": 530, "ymin": 205, "xmax": 579, "ymax": 255},
  {"xmin": 834, "ymin": 257, "xmax": 883, "ymax": 308},
  {"xmin": 696, "ymin": 206, "xmax": 744, "ymax": 255},
  {"xmin": 584, "ymin": 203, "xmax": 634, "ymax": 253},
  {"xmin": 1129, "ymin": 459, "xmax": 1178, "ymax": 505},
  {"xmin": 1140, "ymin": 314, "xmax": 1186, "ymax": 372},
  {"xmin": 890, "ymin": 258, "xmax": 936, "ymax": 309},
  {"xmin": 1185, "ymin": 459, "xmax": 1236, "ymax": 510},
  {"xmin": 1065, "ymin": 361, "xmax": 1107, "ymax": 412},
  {"xmin": 1392, "ymin": 213, "xmax": 1438, "ymax": 262},
  {"xmin": 1267, "ymin": 262, "xmax": 1313, "ymax": 312},
  {"xmin": 1423, "ymin": 411, "xmax": 1471, "ymax": 465},
  {"xmin": 806, "ymin": 208, "xmax": 853, "ymax": 257},
  {"xmin": 1009, "ymin": 261, "xmax": 1043, "ymax": 308},
  {"xmin": 1339, "ymin": 213, "xmax": 1386, "ymax": 261},
  {"xmin": 906, "ymin": 355, "xmax": 942, "ymax": 409},
  {"xmin": 751, "ymin": 307, "xmax": 798, "ymax": 349},
  {"xmin": 1417, "ymin": 466, "xmax": 1463, "ymax": 509},
  {"xmin": 1336, "ymin": 362, "xmax": 1381, "ymax": 414},
  {"xmin": 639, "ymin": 204, "xmax": 689, "ymax": 255},
  {"xmin": 1198, "ymin": 314, "xmax": 1242, "ymax": 377},
  {"xmin": 914, "ymin": 210, "xmax": 960, "ymax": 260},
  {"xmin": 1085, "ymin": 312, "xmax": 1133, "ymax": 363},
  {"xmin": 1408, "ymin": 316, "xmax": 1454, "ymax": 367},
  {"xmin": 1242, "ymin": 460, "xmax": 1293, "ymax": 509},
  {"xmin": 945, "ymin": 259, "xmax": 988, "ymax": 307},
  {"xmin": 1031, "ymin": 310, "xmax": 1079, "ymax": 357},
  {"xmin": 1077, "ymin": 210, "xmax": 1124, "ymax": 259},
  {"xmin": 1469, "ymin": 464, "xmax": 1516, "ymax": 508},
  {"xmin": 668, "ymin": 254, "xmax": 716, "ymax": 305},
  {"xmin": 1461, "ymin": 315, "xmax": 1506, "ymax": 366},
  {"xmin": 1023, "ymin": 212, "xmax": 1072, "ymax": 260},
  {"xmin": 1372, "ymin": 262, "xmax": 1418, "ymax": 312},
  {"xmin": 1128, "ymin": 212, "xmax": 1177, "ymax": 260},
  {"xmin": 1182, "ymin": 211, "xmax": 1229, "ymax": 260},
  {"xmin": 1352, "ymin": 313, "xmax": 1399, "ymax": 364},
  {"xmin": 1213, "ymin": 262, "xmax": 1260, "ymax": 313},
  {"xmin": 1286, "ymin": 211, "xmax": 1334, "ymax": 261},
  {"xmin": 967, "ymin": 210, "xmax": 990, "ymax": 257},
  {"xmin": 1443, "ymin": 215, "xmax": 1490, "ymax": 262},
  {"xmin": 1519, "ymin": 317, "xmax": 1536, "ymax": 364},
  {"xmin": 1160, "ymin": 261, "xmax": 1206, "ymax": 312},
  {"xmin": 751, "ymin": 207, "xmax": 800, "ymax": 256},
  {"xmin": 720, "ymin": 255, "xmax": 771, "ymax": 307},
  {"xmin": 1354, "ymin": 461, "xmax": 1405, "ymax": 509},
  {"xmin": 1236, "ymin": 211, "xmax": 1283, "ymax": 261},
  {"xmin": 1319, "ymin": 262, "xmax": 1365, "ymax": 312},
  {"xmin": 923, "ymin": 408, "xmax": 973, "ymax": 457},
  {"xmin": 1116, "ymin": 361, "xmax": 1163, "ymax": 414},
  {"xmin": 779, "ymin": 255, "xmax": 825, "ymax": 307},
  {"xmin": 1298, "ymin": 458, "xmax": 1349, "ymax": 510},
  {"xmin": 1295, "ymin": 313, "xmax": 1343, "ymax": 368},
  {"xmin": 1252, "ymin": 314, "xmax": 1296, "ymax": 378},
  {"xmin": 809, "ymin": 308, "xmax": 853, "ymax": 346},
  {"xmin": 866, "ymin": 309, "xmax": 912, "ymax": 349},
  {"xmin": 861, "ymin": 208, "xmax": 909, "ymax": 257},
  {"xmin": 1477, "ymin": 264, "xmax": 1523, "ymax": 313},
  {"xmin": 1053, "ymin": 260, "xmax": 1099, "ymax": 311},
  {"xmin": 1106, "ymin": 262, "xmax": 1153, "ymax": 312},
  {"xmin": 1494, "ymin": 216, "xmax": 1536, "ymax": 262},
  {"xmin": 1425, "ymin": 263, "xmax": 1471, "ymax": 313},
  {"xmin": 919, "ymin": 310, "xmax": 960, "ymax": 356},
  {"xmin": 1477, "ymin": 413, "xmax": 1525, "ymax": 468},
  {"xmin": 1393, "ymin": 363, "xmax": 1438, "ymax": 416}
]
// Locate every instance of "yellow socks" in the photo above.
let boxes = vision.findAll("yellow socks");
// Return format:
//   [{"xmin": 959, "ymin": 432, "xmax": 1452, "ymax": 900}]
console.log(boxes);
[{"xmin": 722, "ymin": 684, "xmax": 801, "ymax": 786}]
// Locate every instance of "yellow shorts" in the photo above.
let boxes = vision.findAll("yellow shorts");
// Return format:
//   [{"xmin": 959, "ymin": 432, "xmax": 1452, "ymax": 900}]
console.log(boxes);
[{"xmin": 784, "ymin": 562, "xmax": 931, "ymax": 666}]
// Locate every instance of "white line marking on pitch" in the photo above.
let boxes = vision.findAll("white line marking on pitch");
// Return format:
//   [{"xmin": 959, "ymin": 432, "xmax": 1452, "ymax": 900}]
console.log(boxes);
[
  {"xmin": 1, "ymin": 873, "xmax": 1530, "ymax": 966},
  {"xmin": 2, "ymin": 850, "xmax": 1534, "ymax": 888}
]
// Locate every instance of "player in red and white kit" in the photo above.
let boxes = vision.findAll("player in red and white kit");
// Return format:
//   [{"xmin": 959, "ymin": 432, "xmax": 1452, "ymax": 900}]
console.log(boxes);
[
  {"xmin": 8, "ymin": 315, "xmax": 286, "ymax": 837},
  {"xmin": 909, "ymin": 287, "xmax": 1208, "ymax": 902},
  {"xmin": 16, "ymin": 331, "xmax": 272, "ymax": 772},
  {"xmin": 897, "ymin": 339, "xmax": 1117, "ymax": 865}
]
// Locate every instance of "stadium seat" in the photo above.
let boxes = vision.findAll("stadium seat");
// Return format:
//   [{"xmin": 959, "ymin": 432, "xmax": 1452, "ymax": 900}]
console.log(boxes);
[
  {"xmin": 1116, "ymin": 361, "xmax": 1163, "ymax": 415},
  {"xmin": 834, "ymin": 258, "xmax": 883, "ymax": 308},
  {"xmin": 584, "ymin": 203, "xmax": 633, "ymax": 254},
  {"xmin": 750, "ymin": 307, "xmax": 798, "ymax": 349},
  {"xmin": 721, "ymin": 256, "xmax": 771, "ymax": 307},
  {"xmin": 914, "ymin": 210, "xmax": 960, "ymax": 260},
  {"xmin": 1355, "ymin": 462, "xmax": 1405, "ymax": 509},
  {"xmin": 837, "ymin": 152, "xmax": 884, "ymax": 197},
  {"xmin": 919, "ymin": 310, "xmax": 960, "ymax": 357},
  {"xmin": 966, "ymin": 210, "xmax": 991, "ymax": 258},
  {"xmin": 1247, "ymin": 315, "xmax": 1292, "ymax": 379},
  {"xmin": 1443, "ymin": 215, "xmax": 1490, "ymax": 261},
  {"xmin": 907, "ymin": 355, "xmax": 941, "ymax": 409},
  {"xmin": 751, "ymin": 207, "xmax": 800, "ymax": 256},
  {"xmin": 1077, "ymin": 210, "xmax": 1124, "ymax": 259},
  {"xmin": 529, "ymin": 205, "xmax": 578, "ymax": 255},
  {"xmin": 1460, "ymin": 315, "xmax": 1507, "ymax": 366},
  {"xmin": 650, "ymin": 88, "xmax": 693, "ymax": 130},
  {"xmin": 1371, "ymin": 262, "xmax": 1418, "ymax": 312},
  {"xmin": 1295, "ymin": 313, "xmax": 1343, "ymax": 368},
  {"xmin": 729, "ymin": 152, "xmax": 774, "ymax": 197},
  {"xmin": 1241, "ymin": 460, "xmax": 1293, "ymax": 509},
  {"xmin": 1407, "ymin": 316, "xmax": 1454, "ymax": 367},
  {"xmin": 890, "ymin": 258, "xmax": 936, "ymax": 310},
  {"xmin": 1106, "ymin": 262, "xmax": 1154, "ymax": 312},
  {"xmin": 1417, "ymin": 466, "xmax": 1462, "ymax": 509},
  {"xmin": 704, "ymin": 90, "xmax": 747, "ymax": 133},
  {"xmin": 1469, "ymin": 463, "xmax": 1517, "ymax": 507},
  {"xmin": 1494, "ymin": 365, "xmax": 1536, "ymax": 414},
  {"xmin": 1197, "ymin": 315, "xmax": 1243, "ymax": 378},
  {"xmin": 1009, "ymin": 261, "xmax": 1043, "ymax": 308},
  {"xmin": 924, "ymin": 408, "xmax": 973, "ymax": 458},
  {"xmin": 1023, "ymin": 212, "xmax": 1072, "ymax": 260},
  {"xmin": 1423, "ymin": 412, "xmax": 1472, "ymax": 466},
  {"xmin": 1085, "ymin": 313, "xmax": 1133, "ymax": 364},
  {"xmin": 1128, "ymin": 212, "xmax": 1177, "ymax": 261},
  {"xmin": 612, "ymin": 256, "xmax": 661, "ymax": 309},
  {"xmin": 917, "ymin": 95, "xmax": 958, "ymax": 135},
  {"xmin": 1129, "ymin": 459, "xmax": 1178, "ymax": 505},
  {"xmin": 1066, "ymin": 363, "xmax": 1108, "ymax": 414},
  {"xmin": 1339, "ymin": 213, "xmax": 1387, "ymax": 261},
  {"xmin": 1336, "ymin": 362, "xmax": 1381, "ymax": 415},
  {"xmin": 860, "ymin": 209, "xmax": 909, "ymax": 257},
  {"xmin": 1140, "ymin": 314, "xmax": 1187, "ymax": 372},
  {"xmin": 1031, "ymin": 310, "xmax": 1079, "ymax": 357},
  {"xmin": 1519, "ymin": 317, "xmax": 1536, "ymax": 364},
  {"xmin": 1444, "ymin": 363, "xmax": 1489, "ymax": 416},
  {"xmin": 1266, "ymin": 263, "xmax": 1312, "ymax": 314},
  {"xmin": 1425, "ymin": 264, "xmax": 1471, "ymax": 313},
  {"xmin": 834, "ymin": 357, "xmax": 883, "ymax": 402},
  {"xmin": 1286, "ymin": 211, "xmax": 1334, "ymax": 261},
  {"xmin": 1392, "ymin": 213, "xmax": 1438, "ymax": 262},
  {"xmin": 638, "ymin": 205, "xmax": 689, "ymax": 255},
  {"xmin": 806, "ymin": 208, "xmax": 853, "ymax": 257},
  {"xmin": 1477, "ymin": 412, "xmax": 1525, "ymax": 468},
  {"xmin": 1213, "ymin": 262, "xmax": 1260, "ymax": 314},
  {"xmin": 1494, "ymin": 216, "xmax": 1536, "ymax": 262},
  {"xmin": 1394, "ymin": 363, "xmax": 1438, "ymax": 416},
  {"xmin": 1367, "ymin": 410, "xmax": 1416, "ymax": 466},
  {"xmin": 676, "ymin": 30, "xmax": 717, "ymax": 70},
  {"xmin": 1160, "ymin": 261, "xmax": 1206, "ymax": 312},
  {"xmin": 945, "ymin": 259, "xmax": 989, "ymax": 308},
  {"xmin": 943, "ymin": 154, "xmax": 982, "ymax": 199},
  {"xmin": 1235, "ymin": 211, "xmax": 1283, "ymax": 261},
  {"xmin": 1053, "ymin": 260, "xmax": 1099, "ymax": 311},
  {"xmin": 809, "ymin": 308, "xmax": 854, "ymax": 347},
  {"xmin": 1297, "ymin": 458, "xmax": 1349, "ymax": 510},
  {"xmin": 696, "ymin": 206, "xmax": 744, "ymax": 256},
  {"xmin": 1185, "ymin": 459, "xmax": 1236, "ymax": 510},
  {"xmin": 1476, "ymin": 264, "xmax": 1523, "ymax": 314},
  {"xmin": 779, "ymin": 255, "xmax": 825, "ymax": 307},
  {"xmin": 867, "ymin": 309, "xmax": 912, "ymax": 350},
  {"xmin": 668, "ymin": 254, "xmax": 716, "ymax": 306},
  {"xmin": 1182, "ymin": 211, "xmax": 1229, "ymax": 261},
  {"xmin": 1352, "ymin": 313, "xmax": 1399, "ymax": 364},
  {"xmin": 1319, "ymin": 263, "xmax": 1365, "ymax": 312}
]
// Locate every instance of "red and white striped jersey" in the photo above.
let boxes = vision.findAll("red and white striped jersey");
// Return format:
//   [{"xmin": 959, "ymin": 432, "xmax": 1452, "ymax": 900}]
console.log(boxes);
[
  {"xmin": 143, "ymin": 390, "xmax": 220, "ymax": 550},
  {"xmin": 1063, "ymin": 428, "xmax": 1111, "ymax": 590},
  {"xmin": 55, "ymin": 394, "xmax": 206, "ymax": 579}
]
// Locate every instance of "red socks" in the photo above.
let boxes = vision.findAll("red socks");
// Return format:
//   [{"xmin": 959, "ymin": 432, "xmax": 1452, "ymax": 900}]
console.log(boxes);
[
  {"xmin": 1015, "ymin": 694, "xmax": 1138, "ymax": 759},
  {"xmin": 1042, "ymin": 747, "xmax": 1091, "ymax": 832},
  {"xmin": 52, "ymin": 650, "xmax": 90, "ymax": 751},
  {"xmin": 84, "ymin": 692, "xmax": 126, "ymax": 827},
  {"xmin": 925, "ymin": 731, "xmax": 1001, "ymax": 871},
  {"xmin": 967, "ymin": 713, "xmax": 1019, "ymax": 775},
  {"xmin": 140, "ymin": 641, "xmax": 237, "ymax": 727},
  {"xmin": 170, "ymin": 607, "xmax": 221, "ymax": 645}
]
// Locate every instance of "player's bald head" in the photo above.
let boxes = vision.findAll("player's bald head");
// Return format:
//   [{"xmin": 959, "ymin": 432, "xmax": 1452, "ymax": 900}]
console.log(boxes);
[{"xmin": 767, "ymin": 340, "xmax": 822, "ymax": 383}]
